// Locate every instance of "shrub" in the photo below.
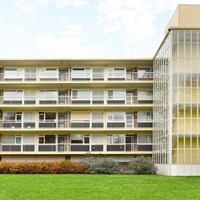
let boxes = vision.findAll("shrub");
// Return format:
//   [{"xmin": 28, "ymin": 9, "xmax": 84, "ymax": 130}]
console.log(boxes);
[
  {"xmin": 81, "ymin": 155, "xmax": 119, "ymax": 174},
  {"xmin": 128, "ymin": 156, "xmax": 157, "ymax": 175},
  {"xmin": 0, "ymin": 161, "xmax": 86, "ymax": 174}
]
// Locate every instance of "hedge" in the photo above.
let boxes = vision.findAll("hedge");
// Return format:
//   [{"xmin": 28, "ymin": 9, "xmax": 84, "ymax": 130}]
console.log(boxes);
[{"xmin": 0, "ymin": 161, "xmax": 86, "ymax": 174}]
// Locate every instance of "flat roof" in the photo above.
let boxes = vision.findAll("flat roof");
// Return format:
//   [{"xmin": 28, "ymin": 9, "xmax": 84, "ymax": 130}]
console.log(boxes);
[{"xmin": 0, "ymin": 58, "xmax": 153, "ymax": 66}]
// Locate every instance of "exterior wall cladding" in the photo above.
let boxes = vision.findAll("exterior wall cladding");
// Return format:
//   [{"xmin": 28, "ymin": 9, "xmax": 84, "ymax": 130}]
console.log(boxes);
[{"xmin": 0, "ymin": 4, "xmax": 200, "ymax": 175}]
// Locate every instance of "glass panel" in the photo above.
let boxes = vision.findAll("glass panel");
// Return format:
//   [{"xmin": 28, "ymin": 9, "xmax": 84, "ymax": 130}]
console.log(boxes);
[
  {"xmin": 3, "ymin": 135, "xmax": 15, "ymax": 144},
  {"xmin": 45, "ymin": 135, "xmax": 56, "ymax": 143},
  {"xmin": 24, "ymin": 113, "xmax": 35, "ymax": 121},
  {"xmin": 108, "ymin": 112, "xmax": 125, "ymax": 121},
  {"xmin": 71, "ymin": 134, "xmax": 83, "ymax": 143},
  {"xmin": 138, "ymin": 135, "xmax": 152, "ymax": 143},
  {"xmin": 45, "ymin": 113, "xmax": 56, "ymax": 120},
  {"xmin": 16, "ymin": 136, "xmax": 22, "ymax": 144},
  {"xmin": 92, "ymin": 90, "xmax": 104, "ymax": 100},
  {"xmin": 3, "ymin": 112, "xmax": 15, "ymax": 121},
  {"xmin": 73, "ymin": 90, "xmax": 90, "ymax": 99},
  {"xmin": 92, "ymin": 112, "xmax": 103, "ymax": 121}
]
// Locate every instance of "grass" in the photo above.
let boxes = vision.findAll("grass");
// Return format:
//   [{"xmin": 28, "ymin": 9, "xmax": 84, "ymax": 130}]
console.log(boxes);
[{"xmin": 0, "ymin": 175, "xmax": 199, "ymax": 200}]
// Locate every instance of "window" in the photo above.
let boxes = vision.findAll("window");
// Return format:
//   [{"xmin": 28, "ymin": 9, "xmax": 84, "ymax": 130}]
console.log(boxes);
[
  {"xmin": 24, "ymin": 113, "xmax": 35, "ymax": 122},
  {"xmin": 4, "ymin": 68, "xmax": 24, "ymax": 79},
  {"xmin": 4, "ymin": 90, "xmax": 23, "ymax": 101},
  {"xmin": 24, "ymin": 90, "xmax": 36, "ymax": 102},
  {"xmin": 15, "ymin": 135, "xmax": 22, "ymax": 144},
  {"xmin": 39, "ymin": 112, "xmax": 56, "ymax": 122},
  {"xmin": 3, "ymin": 112, "xmax": 22, "ymax": 122},
  {"xmin": 108, "ymin": 112, "xmax": 125, "ymax": 122},
  {"xmin": 92, "ymin": 68, "xmax": 104, "ymax": 80},
  {"xmin": 39, "ymin": 135, "xmax": 56, "ymax": 144},
  {"xmin": 39, "ymin": 90, "xmax": 58, "ymax": 100},
  {"xmin": 72, "ymin": 68, "xmax": 91, "ymax": 79},
  {"xmin": 138, "ymin": 90, "xmax": 153, "ymax": 100},
  {"xmin": 72, "ymin": 90, "xmax": 90, "ymax": 100},
  {"xmin": 138, "ymin": 68, "xmax": 153, "ymax": 78},
  {"xmin": 107, "ymin": 68, "xmax": 125, "ymax": 79},
  {"xmin": 92, "ymin": 90, "xmax": 104, "ymax": 101},
  {"xmin": 138, "ymin": 135, "xmax": 152, "ymax": 143},
  {"xmin": 92, "ymin": 112, "xmax": 104, "ymax": 122},
  {"xmin": 107, "ymin": 135, "xmax": 125, "ymax": 144},
  {"xmin": 71, "ymin": 134, "xmax": 90, "ymax": 144},
  {"xmin": 24, "ymin": 68, "xmax": 36, "ymax": 80},
  {"xmin": 108, "ymin": 90, "xmax": 126, "ymax": 100},
  {"xmin": 138, "ymin": 112, "xmax": 153, "ymax": 122},
  {"xmin": 39, "ymin": 68, "xmax": 58, "ymax": 79}
]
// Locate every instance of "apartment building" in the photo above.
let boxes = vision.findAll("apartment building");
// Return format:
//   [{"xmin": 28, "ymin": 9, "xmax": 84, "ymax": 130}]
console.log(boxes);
[
  {"xmin": 0, "ymin": 5, "xmax": 200, "ymax": 176},
  {"xmin": 0, "ymin": 60, "xmax": 154, "ymax": 161}
]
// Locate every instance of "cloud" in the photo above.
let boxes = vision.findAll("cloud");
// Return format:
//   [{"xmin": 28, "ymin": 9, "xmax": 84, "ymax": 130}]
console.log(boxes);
[
  {"xmin": 14, "ymin": 0, "xmax": 37, "ymax": 14},
  {"xmin": 95, "ymin": 0, "xmax": 200, "ymax": 45},
  {"xmin": 53, "ymin": 0, "xmax": 90, "ymax": 8},
  {"xmin": 13, "ymin": 23, "xmax": 25, "ymax": 36},
  {"xmin": 34, "ymin": 24, "xmax": 104, "ymax": 57}
]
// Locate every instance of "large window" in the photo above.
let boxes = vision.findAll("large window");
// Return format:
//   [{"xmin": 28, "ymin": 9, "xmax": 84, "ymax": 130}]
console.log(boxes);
[
  {"xmin": 39, "ymin": 112, "xmax": 56, "ymax": 122},
  {"xmin": 3, "ymin": 112, "xmax": 22, "ymax": 122},
  {"xmin": 24, "ymin": 90, "xmax": 36, "ymax": 103},
  {"xmin": 4, "ymin": 90, "xmax": 22, "ymax": 102},
  {"xmin": 39, "ymin": 90, "xmax": 57, "ymax": 101},
  {"xmin": 108, "ymin": 90, "xmax": 126, "ymax": 100},
  {"xmin": 39, "ymin": 68, "xmax": 58, "ymax": 79},
  {"xmin": 71, "ymin": 134, "xmax": 89, "ymax": 144},
  {"xmin": 138, "ymin": 112, "xmax": 153, "ymax": 122},
  {"xmin": 108, "ymin": 112, "xmax": 125, "ymax": 122},
  {"xmin": 92, "ymin": 90, "xmax": 104, "ymax": 102},
  {"xmin": 92, "ymin": 68, "xmax": 104, "ymax": 80},
  {"xmin": 107, "ymin": 68, "xmax": 125, "ymax": 79},
  {"xmin": 39, "ymin": 135, "xmax": 56, "ymax": 144},
  {"xmin": 24, "ymin": 113, "xmax": 35, "ymax": 122},
  {"xmin": 107, "ymin": 134, "xmax": 125, "ymax": 144},
  {"xmin": 72, "ymin": 68, "xmax": 91, "ymax": 79},
  {"xmin": 72, "ymin": 90, "xmax": 90, "ymax": 100},
  {"xmin": 4, "ymin": 68, "xmax": 24, "ymax": 79},
  {"xmin": 138, "ymin": 90, "xmax": 153, "ymax": 100},
  {"xmin": 138, "ymin": 135, "xmax": 152, "ymax": 143},
  {"xmin": 138, "ymin": 68, "xmax": 153, "ymax": 79}
]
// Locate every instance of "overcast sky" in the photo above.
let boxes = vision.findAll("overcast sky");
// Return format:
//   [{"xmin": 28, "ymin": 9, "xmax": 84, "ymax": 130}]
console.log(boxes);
[{"xmin": 0, "ymin": 0, "xmax": 200, "ymax": 58}]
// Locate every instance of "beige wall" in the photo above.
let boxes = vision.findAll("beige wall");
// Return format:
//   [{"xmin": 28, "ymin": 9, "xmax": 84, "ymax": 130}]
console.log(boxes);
[
  {"xmin": 165, "ymin": 5, "xmax": 200, "ymax": 33},
  {"xmin": 71, "ymin": 112, "xmax": 90, "ymax": 120}
]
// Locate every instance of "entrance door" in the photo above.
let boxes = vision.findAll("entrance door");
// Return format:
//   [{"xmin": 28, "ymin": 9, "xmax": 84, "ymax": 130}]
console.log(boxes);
[
  {"xmin": 126, "ymin": 114, "xmax": 134, "ymax": 128},
  {"xmin": 57, "ymin": 136, "xmax": 65, "ymax": 152}
]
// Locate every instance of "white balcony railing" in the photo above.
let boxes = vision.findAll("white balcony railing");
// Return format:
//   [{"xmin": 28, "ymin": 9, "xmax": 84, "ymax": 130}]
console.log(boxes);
[
  {"xmin": 0, "ymin": 72, "xmax": 153, "ymax": 82},
  {"xmin": 0, "ymin": 119, "xmax": 153, "ymax": 129},
  {"xmin": 0, "ymin": 143, "xmax": 153, "ymax": 152},
  {"xmin": 0, "ymin": 95, "xmax": 153, "ymax": 105}
]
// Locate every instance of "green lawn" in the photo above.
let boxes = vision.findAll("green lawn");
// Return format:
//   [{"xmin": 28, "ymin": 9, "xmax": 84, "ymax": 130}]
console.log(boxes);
[{"xmin": 0, "ymin": 175, "xmax": 199, "ymax": 200}]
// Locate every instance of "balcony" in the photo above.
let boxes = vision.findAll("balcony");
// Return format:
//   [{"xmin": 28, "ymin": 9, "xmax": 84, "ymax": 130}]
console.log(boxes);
[
  {"xmin": 0, "ymin": 95, "xmax": 153, "ymax": 105},
  {"xmin": 0, "ymin": 119, "xmax": 153, "ymax": 129},
  {"xmin": 0, "ymin": 72, "xmax": 153, "ymax": 82},
  {"xmin": 0, "ymin": 143, "xmax": 152, "ymax": 153}
]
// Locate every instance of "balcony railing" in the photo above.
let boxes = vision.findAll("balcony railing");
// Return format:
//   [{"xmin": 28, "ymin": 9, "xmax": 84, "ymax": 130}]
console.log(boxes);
[
  {"xmin": 0, "ymin": 95, "xmax": 153, "ymax": 105},
  {"xmin": 0, "ymin": 143, "xmax": 153, "ymax": 152},
  {"xmin": 0, "ymin": 119, "xmax": 153, "ymax": 129},
  {"xmin": 0, "ymin": 72, "xmax": 153, "ymax": 82}
]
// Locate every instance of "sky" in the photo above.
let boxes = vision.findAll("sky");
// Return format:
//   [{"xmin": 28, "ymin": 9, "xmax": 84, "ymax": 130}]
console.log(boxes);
[{"xmin": 0, "ymin": 0, "xmax": 200, "ymax": 58}]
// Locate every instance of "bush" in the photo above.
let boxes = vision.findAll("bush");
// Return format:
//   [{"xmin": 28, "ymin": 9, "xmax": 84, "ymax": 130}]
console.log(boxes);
[
  {"xmin": 81, "ymin": 155, "xmax": 119, "ymax": 174},
  {"xmin": 128, "ymin": 157, "xmax": 157, "ymax": 175},
  {"xmin": 0, "ymin": 161, "xmax": 86, "ymax": 174}
]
